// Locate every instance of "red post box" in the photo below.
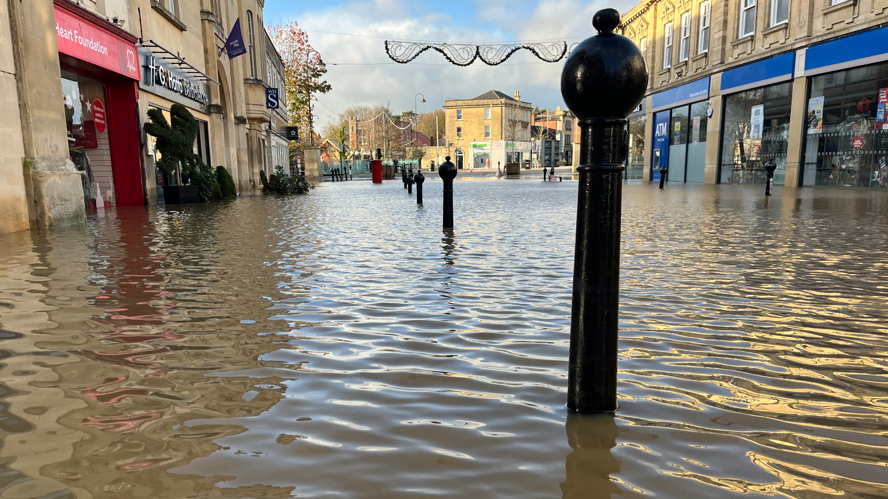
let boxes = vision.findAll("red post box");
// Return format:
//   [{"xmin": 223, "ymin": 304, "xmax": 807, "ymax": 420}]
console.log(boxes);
[{"xmin": 371, "ymin": 159, "xmax": 383, "ymax": 184}]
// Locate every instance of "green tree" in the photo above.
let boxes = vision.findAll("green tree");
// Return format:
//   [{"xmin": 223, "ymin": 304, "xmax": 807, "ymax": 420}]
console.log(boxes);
[
  {"xmin": 144, "ymin": 104, "xmax": 197, "ymax": 184},
  {"xmin": 416, "ymin": 109, "xmax": 445, "ymax": 144}
]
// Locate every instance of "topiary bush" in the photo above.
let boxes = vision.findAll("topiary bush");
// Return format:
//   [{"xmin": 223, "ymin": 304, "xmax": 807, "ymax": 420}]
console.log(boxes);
[
  {"xmin": 263, "ymin": 166, "xmax": 313, "ymax": 195},
  {"xmin": 144, "ymin": 104, "xmax": 198, "ymax": 182},
  {"xmin": 259, "ymin": 169, "xmax": 269, "ymax": 191},
  {"xmin": 216, "ymin": 166, "xmax": 236, "ymax": 197}
]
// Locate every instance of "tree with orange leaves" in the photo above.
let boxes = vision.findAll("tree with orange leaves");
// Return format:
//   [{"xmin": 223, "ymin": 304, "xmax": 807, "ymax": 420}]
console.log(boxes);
[{"xmin": 269, "ymin": 21, "xmax": 331, "ymax": 156}]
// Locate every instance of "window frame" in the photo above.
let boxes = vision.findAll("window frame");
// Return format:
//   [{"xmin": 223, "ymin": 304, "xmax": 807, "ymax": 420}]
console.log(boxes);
[
  {"xmin": 456, "ymin": 126, "xmax": 462, "ymax": 138},
  {"xmin": 456, "ymin": 109, "xmax": 463, "ymax": 120},
  {"xmin": 484, "ymin": 126, "xmax": 491, "ymax": 138},
  {"xmin": 770, "ymin": 0, "xmax": 789, "ymax": 26},
  {"xmin": 698, "ymin": 1, "xmax": 711, "ymax": 54},
  {"xmin": 640, "ymin": 36, "xmax": 647, "ymax": 54},
  {"xmin": 679, "ymin": 12, "xmax": 691, "ymax": 62},
  {"xmin": 739, "ymin": 0, "xmax": 756, "ymax": 38},
  {"xmin": 485, "ymin": 108, "xmax": 491, "ymax": 120},
  {"xmin": 247, "ymin": 11, "xmax": 256, "ymax": 78},
  {"xmin": 663, "ymin": 22, "xmax": 674, "ymax": 69}
]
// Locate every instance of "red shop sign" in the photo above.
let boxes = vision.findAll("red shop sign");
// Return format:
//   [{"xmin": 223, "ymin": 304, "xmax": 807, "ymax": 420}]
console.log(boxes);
[
  {"xmin": 852, "ymin": 136, "xmax": 865, "ymax": 150},
  {"xmin": 93, "ymin": 98, "xmax": 106, "ymax": 132},
  {"xmin": 54, "ymin": 5, "xmax": 140, "ymax": 80}
]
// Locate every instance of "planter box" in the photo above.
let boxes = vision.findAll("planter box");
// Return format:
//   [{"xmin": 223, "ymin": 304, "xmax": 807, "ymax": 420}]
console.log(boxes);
[
  {"xmin": 504, "ymin": 163, "xmax": 521, "ymax": 175},
  {"xmin": 162, "ymin": 185, "xmax": 199, "ymax": 204}
]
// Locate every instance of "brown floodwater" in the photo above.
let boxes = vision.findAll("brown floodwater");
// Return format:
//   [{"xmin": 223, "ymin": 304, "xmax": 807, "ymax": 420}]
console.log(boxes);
[{"xmin": 1, "ymin": 179, "xmax": 888, "ymax": 498}]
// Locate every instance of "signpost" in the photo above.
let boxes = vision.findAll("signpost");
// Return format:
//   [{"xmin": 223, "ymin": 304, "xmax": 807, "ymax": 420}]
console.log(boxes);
[{"xmin": 266, "ymin": 88, "xmax": 279, "ymax": 109}]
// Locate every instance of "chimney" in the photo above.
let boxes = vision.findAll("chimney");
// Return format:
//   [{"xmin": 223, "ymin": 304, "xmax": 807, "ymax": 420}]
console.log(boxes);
[{"xmin": 514, "ymin": 90, "xmax": 521, "ymax": 101}]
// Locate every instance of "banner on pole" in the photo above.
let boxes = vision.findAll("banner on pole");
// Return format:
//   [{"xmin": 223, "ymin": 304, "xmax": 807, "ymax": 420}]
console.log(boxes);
[{"xmin": 225, "ymin": 19, "xmax": 247, "ymax": 58}]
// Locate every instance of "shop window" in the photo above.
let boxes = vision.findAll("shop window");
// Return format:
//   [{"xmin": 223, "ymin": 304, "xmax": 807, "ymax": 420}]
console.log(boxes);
[
  {"xmin": 698, "ymin": 2, "xmax": 710, "ymax": 53},
  {"xmin": 802, "ymin": 62, "xmax": 888, "ymax": 188},
  {"xmin": 720, "ymin": 82, "xmax": 792, "ymax": 185},
  {"xmin": 739, "ymin": 0, "xmax": 756, "ymax": 38},
  {"xmin": 680, "ymin": 12, "xmax": 690, "ymax": 62},
  {"xmin": 627, "ymin": 115, "xmax": 646, "ymax": 179},
  {"xmin": 247, "ymin": 11, "xmax": 256, "ymax": 78},
  {"xmin": 663, "ymin": 22, "xmax": 673, "ymax": 69},
  {"xmin": 485, "ymin": 108, "xmax": 491, "ymax": 120},
  {"xmin": 484, "ymin": 126, "xmax": 490, "ymax": 138},
  {"xmin": 770, "ymin": 0, "xmax": 788, "ymax": 26},
  {"xmin": 670, "ymin": 106, "xmax": 689, "ymax": 146},
  {"xmin": 456, "ymin": 109, "xmax": 462, "ymax": 120}
]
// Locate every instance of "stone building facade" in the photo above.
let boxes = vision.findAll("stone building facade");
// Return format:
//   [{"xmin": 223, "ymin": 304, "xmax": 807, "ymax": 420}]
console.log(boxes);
[
  {"xmin": 443, "ymin": 90, "xmax": 534, "ymax": 169},
  {"xmin": 619, "ymin": 0, "xmax": 888, "ymax": 190},
  {"xmin": 1, "ymin": 0, "xmax": 286, "ymax": 235}
]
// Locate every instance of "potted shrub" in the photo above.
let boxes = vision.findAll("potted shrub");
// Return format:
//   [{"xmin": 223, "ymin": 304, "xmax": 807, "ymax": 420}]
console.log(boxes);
[{"xmin": 144, "ymin": 104, "xmax": 200, "ymax": 204}]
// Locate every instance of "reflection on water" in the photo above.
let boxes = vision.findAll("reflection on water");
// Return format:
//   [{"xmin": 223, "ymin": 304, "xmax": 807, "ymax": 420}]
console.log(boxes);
[{"xmin": 1, "ymin": 181, "xmax": 888, "ymax": 498}]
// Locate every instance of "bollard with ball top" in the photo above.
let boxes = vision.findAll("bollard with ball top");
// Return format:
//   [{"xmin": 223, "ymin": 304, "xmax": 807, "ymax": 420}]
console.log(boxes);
[
  {"xmin": 439, "ymin": 156, "xmax": 457, "ymax": 228},
  {"xmin": 561, "ymin": 8, "xmax": 647, "ymax": 413},
  {"xmin": 407, "ymin": 168, "xmax": 414, "ymax": 194},
  {"xmin": 658, "ymin": 165, "xmax": 667, "ymax": 189},
  {"xmin": 764, "ymin": 160, "xmax": 776, "ymax": 196},
  {"xmin": 415, "ymin": 168, "xmax": 425, "ymax": 204},
  {"xmin": 543, "ymin": 166, "xmax": 549, "ymax": 182}
]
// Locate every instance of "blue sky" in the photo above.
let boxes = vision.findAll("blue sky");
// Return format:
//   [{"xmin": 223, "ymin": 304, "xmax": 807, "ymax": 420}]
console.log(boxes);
[{"xmin": 263, "ymin": 0, "xmax": 637, "ymax": 131}]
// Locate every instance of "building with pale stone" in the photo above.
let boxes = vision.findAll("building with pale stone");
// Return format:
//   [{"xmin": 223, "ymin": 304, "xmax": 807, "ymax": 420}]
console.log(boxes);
[
  {"xmin": 619, "ymin": 0, "xmax": 888, "ymax": 189},
  {"xmin": 1, "ymin": 0, "xmax": 288, "ymax": 235},
  {"xmin": 444, "ymin": 90, "xmax": 534, "ymax": 169}
]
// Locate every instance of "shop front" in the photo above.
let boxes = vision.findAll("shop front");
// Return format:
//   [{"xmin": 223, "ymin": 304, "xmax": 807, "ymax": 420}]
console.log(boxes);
[
  {"xmin": 469, "ymin": 141, "xmax": 530, "ymax": 169},
  {"xmin": 718, "ymin": 53, "xmax": 795, "ymax": 185},
  {"xmin": 55, "ymin": 1, "xmax": 142, "ymax": 209},
  {"xmin": 801, "ymin": 26, "xmax": 888, "ymax": 189},
  {"xmin": 650, "ymin": 77, "xmax": 709, "ymax": 183},
  {"xmin": 137, "ymin": 43, "xmax": 213, "ymax": 200}
]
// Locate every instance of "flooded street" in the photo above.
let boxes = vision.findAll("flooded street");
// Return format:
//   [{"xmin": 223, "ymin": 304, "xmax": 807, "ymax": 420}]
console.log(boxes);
[{"xmin": 1, "ymin": 179, "xmax": 888, "ymax": 498}]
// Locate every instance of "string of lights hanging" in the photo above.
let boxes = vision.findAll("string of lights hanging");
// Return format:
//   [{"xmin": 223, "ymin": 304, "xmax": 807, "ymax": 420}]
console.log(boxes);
[{"xmin": 384, "ymin": 41, "xmax": 567, "ymax": 66}]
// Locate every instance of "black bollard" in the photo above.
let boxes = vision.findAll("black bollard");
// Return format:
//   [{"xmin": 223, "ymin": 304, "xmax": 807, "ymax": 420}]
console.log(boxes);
[
  {"xmin": 658, "ymin": 165, "xmax": 667, "ymax": 189},
  {"xmin": 561, "ymin": 8, "xmax": 647, "ymax": 413},
  {"xmin": 764, "ymin": 160, "xmax": 776, "ymax": 196},
  {"xmin": 543, "ymin": 166, "xmax": 548, "ymax": 181},
  {"xmin": 407, "ymin": 169, "xmax": 414, "ymax": 194},
  {"xmin": 402, "ymin": 166, "xmax": 407, "ymax": 189},
  {"xmin": 415, "ymin": 169, "xmax": 424, "ymax": 204},
  {"xmin": 439, "ymin": 156, "xmax": 457, "ymax": 228}
]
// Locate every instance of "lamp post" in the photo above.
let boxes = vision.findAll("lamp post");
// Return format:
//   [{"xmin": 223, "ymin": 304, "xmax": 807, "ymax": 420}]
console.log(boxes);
[{"xmin": 414, "ymin": 93, "xmax": 426, "ymax": 170}]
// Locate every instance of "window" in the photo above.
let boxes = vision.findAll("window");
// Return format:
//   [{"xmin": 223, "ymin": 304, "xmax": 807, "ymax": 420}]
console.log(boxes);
[
  {"xmin": 739, "ymin": 0, "xmax": 756, "ymax": 38},
  {"xmin": 680, "ymin": 12, "xmax": 690, "ymax": 61},
  {"xmin": 456, "ymin": 126, "xmax": 462, "ymax": 138},
  {"xmin": 830, "ymin": 0, "xmax": 848, "ymax": 4},
  {"xmin": 485, "ymin": 108, "xmax": 491, "ymax": 120},
  {"xmin": 770, "ymin": 0, "xmax": 788, "ymax": 26},
  {"xmin": 484, "ymin": 126, "xmax": 490, "ymax": 138},
  {"xmin": 456, "ymin": 109, "xmax": 462, "ymax": 120},
  {"xmin": 663, "ymin": 22, "xmax": 673, "ymax": 69},
  {"xmin": 698, "ymin": 2, "xmax": 711, "ymax": 53},
  {"xmin": 640, "ymin": 37, "xmax": 647, "ymax": 54},
  {"xmin": 168, "ymin": 0, "xmax": 176, "ymax": 13},
  {"xmin": 247, "ymin": 11, "xmax": 256, "ymax": 78}
]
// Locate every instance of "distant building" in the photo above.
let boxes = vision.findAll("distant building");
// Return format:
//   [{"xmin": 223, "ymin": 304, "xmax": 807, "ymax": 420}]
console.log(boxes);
[
  {"xmin": 443, "ymin": 90, "xmax": 533, "ymax": 169},
  {"xmin": 532, "ymin": 107, "xmax": 574, "ymax": 168}
]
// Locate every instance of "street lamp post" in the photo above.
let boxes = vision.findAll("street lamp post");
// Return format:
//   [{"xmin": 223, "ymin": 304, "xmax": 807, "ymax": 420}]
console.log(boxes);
[{"xmin": 414, "ymin": 93, "xmax": 425, "ymax": 170}]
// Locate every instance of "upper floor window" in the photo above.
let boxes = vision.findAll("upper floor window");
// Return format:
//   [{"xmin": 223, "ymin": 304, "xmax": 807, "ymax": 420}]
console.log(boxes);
[
  {"xmin": 484, "ymin": 126, "xmax": 491, "ymax": 138},
  {"xmin": 698, "ymin": 2, "xmax": 711, "ymax": 53},
  {"xmin": 168, "ymin": 0, "xmax": 176, "ymax": 13},
  {"xmin": 771, "ymin": 0, "xmax": 788, "ymax": 26},
  {"xmin": 830, "ymin": 0, "xmax": 848, "ymax": 4},
  {"xmin": 247, "ymin": 11, "xmax": 256, "ymax": 78},
  {"xmin": 456, "ymin": 109, "xmax": 462, "ymax": 120},
  {"xmin": 485, "ymin": 108, "xmax": 491, "ymax": 120},
  {"xmin": 679, "ymin": 12, "xmax": 691, "ymax": 62},
  {"xmin": 663, "ymin": 22, "xmax": 673, "ymax": 69},
  {"xmin": 456, "ymin": 126, "xmax": 462, "ymax": 137},
  {"xmin": 739, "ymin": 0, "xmax": 756, "ymax": 38},
  {"xmin": 640, "ymin": 37, "xmax": 647, "ymax": 55}
]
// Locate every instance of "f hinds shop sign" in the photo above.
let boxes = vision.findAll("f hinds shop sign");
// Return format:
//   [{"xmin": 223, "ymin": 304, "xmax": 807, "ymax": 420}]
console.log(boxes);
[{"xmin": 54, "ymin": 6, "xmax": 140, "ymax": 80}]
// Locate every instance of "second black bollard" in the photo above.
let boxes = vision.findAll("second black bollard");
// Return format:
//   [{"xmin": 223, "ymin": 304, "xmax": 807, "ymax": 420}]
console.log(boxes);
[
  {"xmin": 407, "ymin": 170, "xmax": 414, "ymax": 194},
  {"xmin": 415, "ymin": 169, "xmax": 424, "ymax": 204},
  {"xmin": 764, "ymin": 160, "xmax": 776, "ymax": 196},
  {"xmin": 439, "ymin": 156, "xmax": 457, "ymax": 228},
  {"xmin": 560, "ymin": 8, "xmax": 647, "ymax": 413}
]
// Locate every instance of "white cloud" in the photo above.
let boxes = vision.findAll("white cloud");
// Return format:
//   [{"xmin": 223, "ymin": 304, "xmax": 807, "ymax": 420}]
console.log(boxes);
[{"xmin": 289, "ymin": 0, "xmax": 638, "ymax": 131}]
